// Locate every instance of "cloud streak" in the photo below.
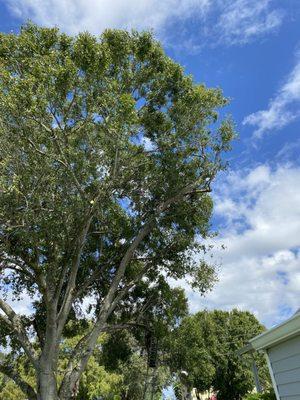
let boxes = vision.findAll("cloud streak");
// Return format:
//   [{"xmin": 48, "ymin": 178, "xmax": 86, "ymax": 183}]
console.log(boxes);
[
  {"xmin": 243, "ymin": 58, "xmax": 300, "ymax": 138},
  {"xmin": 6, "ymin": 0, "xmax": 210, "ymax": 35}
]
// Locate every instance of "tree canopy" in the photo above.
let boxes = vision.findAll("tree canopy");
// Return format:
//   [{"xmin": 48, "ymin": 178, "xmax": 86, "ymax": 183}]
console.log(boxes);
[
  {"xmin": 0, "ymin": 23, "xmax": 234, "ymax": 400},
  {"xmin": 168, "ymin": 310, "xmax": 271, "ymax": 400}
]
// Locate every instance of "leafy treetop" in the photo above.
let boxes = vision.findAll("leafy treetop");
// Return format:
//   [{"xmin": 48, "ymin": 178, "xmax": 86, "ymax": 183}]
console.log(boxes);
[{"xmin": 0, "ymin": 23, "xmax": 234, "ymax": 400}]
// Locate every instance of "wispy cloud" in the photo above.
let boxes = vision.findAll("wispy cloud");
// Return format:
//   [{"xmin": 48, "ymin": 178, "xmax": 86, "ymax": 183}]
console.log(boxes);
[
  {"xmin": 215, "ymin": 0, "xmax": 283, "ymax": 45},
  {"xmin": 243, "ymin": 58, "xmax": 300, "ymax": 138},
  {"xmin": 6, "ymin": 0, "xmax": 284, "ymax": 49}
]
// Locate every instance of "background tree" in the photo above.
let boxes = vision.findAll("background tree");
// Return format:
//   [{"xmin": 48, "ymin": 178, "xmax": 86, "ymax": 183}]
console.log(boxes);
[
  {"xmin": 210, "ymin": 310, "xmax": 270, "ymax": 400},
  {"xmin": 0, "ymin": 23, "xmax": 234, "ymax": 400},
  {"xmin": 243, "ymin": 390, "xmax": 276, "ymax": 400},
  {"xmin": 169, "ymin": 310, "xmax": 270, "ymax": 400},
  {"xmin": 100, "ymin": 282, "xmax": 188, "ymax": 400}
]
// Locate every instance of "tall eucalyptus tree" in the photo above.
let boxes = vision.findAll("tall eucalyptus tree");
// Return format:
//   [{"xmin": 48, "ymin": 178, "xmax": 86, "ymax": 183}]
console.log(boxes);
[{"xmin": 0, "ymin": 24, "xmax": 234, "ymax": 400}]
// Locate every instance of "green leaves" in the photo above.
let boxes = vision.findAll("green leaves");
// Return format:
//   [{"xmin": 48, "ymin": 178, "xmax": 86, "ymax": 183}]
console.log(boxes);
[
  {"xmin": 0, "ymin": 26, "xmax": 234, "ymax": 396},
  {"xmin": 168, "ymin": 310, "xmax": 270, "ymax": 400},
  {"xmin": 0, "ymin": 23, "xmax": 234, "ymax": 296}
]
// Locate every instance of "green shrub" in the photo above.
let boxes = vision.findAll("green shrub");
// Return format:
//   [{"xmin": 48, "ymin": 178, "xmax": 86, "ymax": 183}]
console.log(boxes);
[{"xmin": 243, "ymin": 389, "xmax": 276, "ymax": 400}]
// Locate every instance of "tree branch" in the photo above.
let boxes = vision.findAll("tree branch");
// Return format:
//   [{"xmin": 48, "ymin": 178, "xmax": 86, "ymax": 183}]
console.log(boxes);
[
  {"xmin": 0, "ymin": 363, "xmax": 37, "ymax": 400},
  {"xmin": 0, "ymin": 311, "xmax": 13, "ymax": 328},
  {"xmin": 56, "ymin": 208, "xmax": 95, "ymax": 335},
  {"xmin": 0, "ymin": 299, "xmax": 38, "ymax": 369},
  {"xmin": 58, "ymin": 180, "xmax": 211, "ymax": 396},
  {"xmin": 74, "ymin": 266, "xmax": 104, "ymax": 300},
  {"xmin": 0, "ymin": 252, "xmax": 47, "ymax": 295},
  {"xmin": 29, "ymin": 116, "xmax": 87, "ymax": 201},
  {"xmin": 102, "ymin": 180, "xmax": 211, "ymax": 313},
  {"xmin": 50, "ymin": 131, "xmax": 87, "ymax": 200}
]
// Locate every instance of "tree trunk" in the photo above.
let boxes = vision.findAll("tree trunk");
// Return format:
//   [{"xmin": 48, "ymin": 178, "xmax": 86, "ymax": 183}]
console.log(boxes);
[
  {"xmin": 37, "ymin": 373, "xmax": 58, "ymax": 400},
  {"xmin": 37, "ymin": 344, "xmax": 59, "ymax": 400},
  {"xmin": 35, "ymin": 299, "xmax": 60, "ymax": 400}
]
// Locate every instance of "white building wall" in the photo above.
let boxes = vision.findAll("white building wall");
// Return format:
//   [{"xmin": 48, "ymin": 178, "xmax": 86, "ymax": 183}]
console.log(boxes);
[{"xmin": 267, "ymin": 335, "xmax": 300, "ymax": 400}]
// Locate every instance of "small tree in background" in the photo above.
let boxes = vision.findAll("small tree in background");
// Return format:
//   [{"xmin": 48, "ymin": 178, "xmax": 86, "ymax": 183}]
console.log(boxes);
[
  {"xmin": 169, "ymin": 310, "xmax": 271, "ymax": 400},
  {"xmin": 0, "ymin": 23, "xmax": 234, "ymax": 400}
]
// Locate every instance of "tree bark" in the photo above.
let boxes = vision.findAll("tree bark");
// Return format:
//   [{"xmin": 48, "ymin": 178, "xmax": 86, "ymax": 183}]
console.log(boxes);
[
  {"xmin": 37, "ymin": 367, "xmax": 58, "ymax": 400},
  {"xmin": 37, "ymin": 301, "xmax": 59, "ymax": 400}
]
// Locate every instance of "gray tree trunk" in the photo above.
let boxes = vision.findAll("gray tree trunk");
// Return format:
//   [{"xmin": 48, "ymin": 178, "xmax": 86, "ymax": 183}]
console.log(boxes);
[
  {"xmin": 37, "ymin": 359, "xmax": 58, "ymax": 400},
  {"xmin": 37, "ymin": 368, "xmax": 58, "ymax": 400}
]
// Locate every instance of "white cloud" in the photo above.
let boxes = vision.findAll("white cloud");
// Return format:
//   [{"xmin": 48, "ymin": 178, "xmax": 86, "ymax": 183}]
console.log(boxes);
[
  {"xmin": 7, "ymin": 0, "xmax": 210, "ymax": 35},
  {"xmin": 6, "ymin": 0, "xmax": 284, "ymax": 48},
  {"xmin": 243, "ymin": 59, "xmax": 300, "ymax": 138},
  {"xmin": 177, "ymin": 164, "xmax": 300, "ymax": 328},
  {"xmin": 215, "ymin": 0, "xmax": 283, "ymax": 45}
]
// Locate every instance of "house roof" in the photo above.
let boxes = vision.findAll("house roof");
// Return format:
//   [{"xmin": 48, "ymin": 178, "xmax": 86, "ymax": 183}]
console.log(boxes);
[{"xmin": 238, "ymin": 311, "xmax": 300, "ymax": 355}]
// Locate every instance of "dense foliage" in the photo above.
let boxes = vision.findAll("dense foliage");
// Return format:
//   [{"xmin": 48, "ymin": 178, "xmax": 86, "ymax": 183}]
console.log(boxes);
[
  {"xmin": 0, "ymin": 281, "xmax": 186, "ymax": 399},
  {"xmin": 0, "ymin": 308, "xmax": 272, "ymax": 400},
  {"xmin": 169, "ymin": 310, "xmax": 271, "ymax": 400},
  {"xmin": 0, "ymin": 23, "xmax": 234, "ymax": 399}
]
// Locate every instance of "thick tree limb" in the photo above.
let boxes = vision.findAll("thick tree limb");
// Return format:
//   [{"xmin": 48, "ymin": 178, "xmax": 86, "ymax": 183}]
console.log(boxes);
[
  {"xmin": 0, "ymin": 299, "xmax": 38, "ymax": 369},
  {"xmin": 103, "ymin": 179, "xmax": 211, "ymax": 313},
  {"xmin": 108, "ymin": 264, "xmax": 153, "ymax": 316},
  {"xmin": 0, "ymin": 363, "xmax": 37, "ymax": 400},
  {"xmin": 58, "ymin": 181, "xmax": 210, "ymax": 396},
  {"xmin": 0, "ymin": 312, "xmax": 13, "ymax": 328},
  {"xmin": 56, "ymin": 208, "xmax": 95, "ymax": 335}
]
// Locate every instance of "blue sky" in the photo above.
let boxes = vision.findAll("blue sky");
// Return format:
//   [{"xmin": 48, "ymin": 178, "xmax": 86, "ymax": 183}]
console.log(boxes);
[{"xmin": 1, "ymin": 0, "xmax": 300, "ymax": 328}]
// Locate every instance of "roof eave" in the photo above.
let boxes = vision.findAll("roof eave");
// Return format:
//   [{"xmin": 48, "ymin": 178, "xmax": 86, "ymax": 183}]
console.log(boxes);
[{"xmin": 249, "ymin": 312, "xmax": 300, "ymax": 351}]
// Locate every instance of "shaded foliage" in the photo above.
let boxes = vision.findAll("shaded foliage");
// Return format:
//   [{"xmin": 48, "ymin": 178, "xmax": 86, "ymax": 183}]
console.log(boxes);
[{"xmin": 168, "ymin": 310, "xmax": 271, "ymax": 400}]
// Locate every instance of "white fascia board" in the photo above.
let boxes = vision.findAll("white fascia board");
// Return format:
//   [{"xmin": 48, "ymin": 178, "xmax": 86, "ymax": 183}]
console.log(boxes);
[
  {"xmin": 265, "ymin": 352, "xmax": 280, "ymax": 400},
  {"xmin": 249, "ymin": 313, "xmax": 300, "ymax": 351}
]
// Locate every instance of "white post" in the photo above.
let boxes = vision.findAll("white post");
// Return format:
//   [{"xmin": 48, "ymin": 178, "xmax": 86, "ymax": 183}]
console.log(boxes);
[{"xmin": 250, "ymin": 353, "xmax": 262, "ymax": 393}]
